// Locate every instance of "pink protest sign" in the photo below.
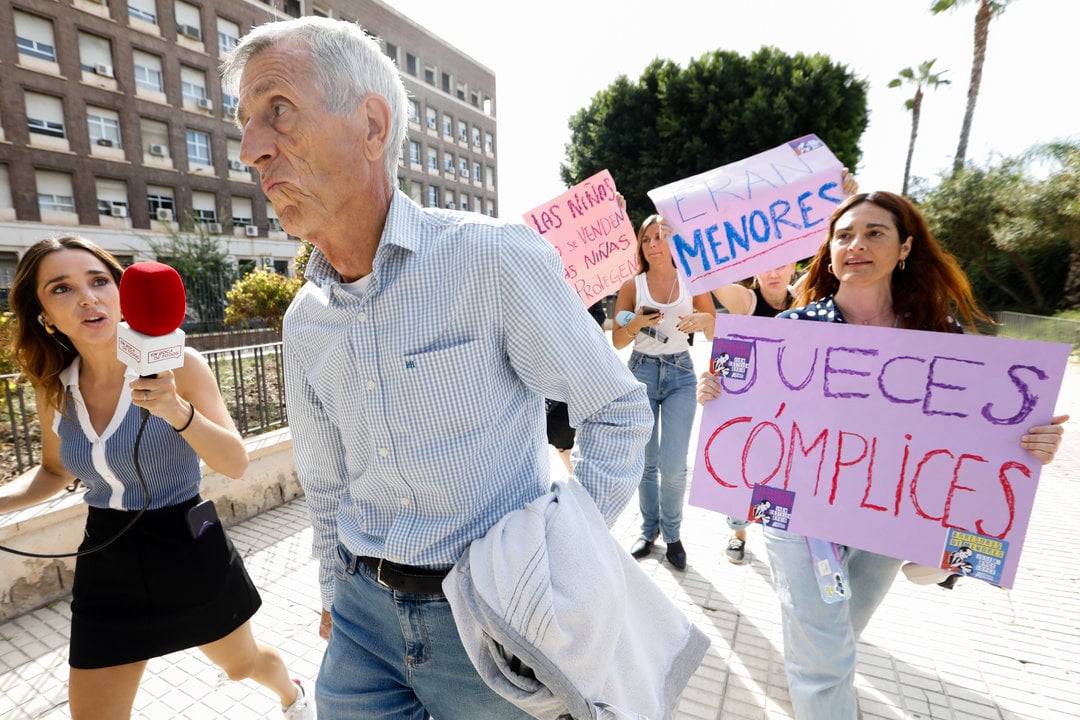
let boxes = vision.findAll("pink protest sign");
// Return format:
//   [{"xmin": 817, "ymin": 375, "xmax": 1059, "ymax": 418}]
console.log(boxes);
[
  {"xmin": 523, "ymin": 169, "xmax": 637, "ymax": 305},
  {"xmin": 691, "ymin": 314, "xmax": 1071, "ymax": 588},
  {"xmin": 648, "ymin": 135, "xmax": 844, "ymax": 295}
]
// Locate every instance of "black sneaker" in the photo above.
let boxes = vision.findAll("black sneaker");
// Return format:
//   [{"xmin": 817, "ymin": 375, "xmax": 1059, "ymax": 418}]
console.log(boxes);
[{"xmin": 725, "ymin": 536, "xmax": 746, "ymax": 565}]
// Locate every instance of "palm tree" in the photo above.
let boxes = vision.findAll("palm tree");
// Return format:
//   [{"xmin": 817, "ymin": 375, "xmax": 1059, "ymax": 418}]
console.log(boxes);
[
  {"xmin": 889, "ymin": 59, "xmax": 950, "ymax": 194},
  {"xmin": 931, "ymin": 0, "xmax": 1016, "ymax": 173}
]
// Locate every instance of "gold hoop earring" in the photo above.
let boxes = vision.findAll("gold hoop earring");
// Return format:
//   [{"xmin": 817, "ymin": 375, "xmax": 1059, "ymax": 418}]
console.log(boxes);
[
  {"xmin": 898, "ymin": 259, "xmax": 906, "ymax": 271},
  {"xmin": 827, "ymin": 263, "xmax": 834, "ymax": 276}
]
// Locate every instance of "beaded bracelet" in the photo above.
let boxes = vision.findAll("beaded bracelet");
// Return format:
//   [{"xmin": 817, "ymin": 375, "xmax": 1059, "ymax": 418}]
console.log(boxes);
[{"xmin": 172, "ymin": 400, "xmax": 195, "ymax": 432}]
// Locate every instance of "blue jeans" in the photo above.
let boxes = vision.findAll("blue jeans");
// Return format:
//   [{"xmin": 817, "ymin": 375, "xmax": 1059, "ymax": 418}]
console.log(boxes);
[
  {"xmin": 762, "ymin": 527, "xmax": 903, "ymax": 720},
  {"xmin": 629, "ymin": 350, "xmax": 697, "ymax": 543},
  {"xmin": 317, "ymin": 545, "xmax": 534, "ymax": 720}
]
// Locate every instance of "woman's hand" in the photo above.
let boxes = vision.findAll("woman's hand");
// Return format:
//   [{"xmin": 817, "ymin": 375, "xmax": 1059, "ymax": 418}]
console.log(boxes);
[
  {"xmin": 697, "ymin": 371, "xmax": 721, "ymax": 405},
  {"xmin": 1021, "ymin": 414, "xmax": 1069, "ymax": 464},
  {"xmin": 677, "ymin": 312, "xmax": 708, "ymax": 334},
  {"xmin": 841, "ymin": 167, "xmax": 859, "ymax": 196},
  {"xmin": 130, "ymin": 370, "xmax": 191, "ymax": 429}
]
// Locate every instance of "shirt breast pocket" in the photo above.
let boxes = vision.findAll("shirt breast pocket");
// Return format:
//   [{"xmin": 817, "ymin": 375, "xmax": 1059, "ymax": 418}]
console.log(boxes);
[{"xmin": 394, "ymin": 340, "xmax": 487, "ymax": 436}]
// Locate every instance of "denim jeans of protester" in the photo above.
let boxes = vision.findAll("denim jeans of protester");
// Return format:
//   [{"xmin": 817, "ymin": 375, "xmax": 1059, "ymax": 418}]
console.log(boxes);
[
  {"xmin": 629, "ymin": 350, "xmax": 697, "ymax": 543},
  {"xmin": 317, "ymin": 544, "xmax": 534, "ymax": 720},
  {"xmin": 762, "ymin": 526, "xmax": 904, "ymax": 720}
]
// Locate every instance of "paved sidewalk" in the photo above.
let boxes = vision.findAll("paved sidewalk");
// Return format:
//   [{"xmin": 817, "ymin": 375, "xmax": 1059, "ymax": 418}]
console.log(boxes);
[{"xmin": 1, "ymin": 345, "xmax": 1077, "ymax": 719}]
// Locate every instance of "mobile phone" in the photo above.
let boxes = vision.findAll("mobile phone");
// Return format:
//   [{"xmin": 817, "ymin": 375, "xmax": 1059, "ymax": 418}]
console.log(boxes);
[
  {"xmin": 640, "ymin": 305, "xmax": 661, "ymax": 316},
  {"xmin": 186, "ymin": 499, "xmax": 220, "ymax": 539}
]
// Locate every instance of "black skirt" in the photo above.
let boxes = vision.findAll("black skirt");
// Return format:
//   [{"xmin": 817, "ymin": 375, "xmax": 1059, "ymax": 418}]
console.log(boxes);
[{"xmin": 69, "ymin": 495, "xmax": 262, "ymax": 669}]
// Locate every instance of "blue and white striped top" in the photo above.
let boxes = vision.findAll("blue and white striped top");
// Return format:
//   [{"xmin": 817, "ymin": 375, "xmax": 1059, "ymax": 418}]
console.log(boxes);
[
  {"xmin": 54, "ymin": 358, "xmax": 201, "ymax": 510},
  {"xmin": 284, "ymin": 190, "xmax": 653, "ymax": 609}
]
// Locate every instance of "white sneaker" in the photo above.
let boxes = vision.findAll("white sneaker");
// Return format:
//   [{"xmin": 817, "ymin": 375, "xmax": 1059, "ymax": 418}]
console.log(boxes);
[
  {"xmin": 901, "ymin": 561, "xmax": 952, "ymax": 586},
  {"xmin": 283, "ymin": 679, "xmax": 315, "ymax": 720}
]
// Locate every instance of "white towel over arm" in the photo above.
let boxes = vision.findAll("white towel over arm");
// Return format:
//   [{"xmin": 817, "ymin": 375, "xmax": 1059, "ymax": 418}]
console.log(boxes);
[{"xmin": 442, "ymin": 478, "xmax": 710, "ymax": 720}]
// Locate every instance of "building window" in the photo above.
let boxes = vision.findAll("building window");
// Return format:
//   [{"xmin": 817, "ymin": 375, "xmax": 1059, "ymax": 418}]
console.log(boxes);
[
  {"xmin": 181, "ymin": 71, "xmax": 208, "ymax": 104},
  {"xmin": 408, "ymin": 99, "xmax": 420, "ymax": 124},
  {"xmin": 442, "ymin": 114, "xmax": 453, "ymax": 138},
  {"xmin": 15, "ymin": 11, "xmax": 57, "ymax": 63},
  {"xmin": 424, "ymin": 66, "xmax": 436, "ymax": 86},
  {"xmin": 457, "ymin": 121, "xmax": 467, "ymax": 143},
  {"xmin": 456, "ymin": 82, "xmax": 466, "ymax": 101},
  {"xmin": 427, "ymin": 185, "xmax": 439, "ymax": 207},
  {"xmin": 472, "ymin": 127, "xmax": 481, "ymax": 148},
  {"xmin": 441, "ymin": 72, "xmax": 451, "ymax": 94},
  {"xmin": 186, "ymin": 130, "xmax": 211, "ymax": 165},
  {"xmin": 460, "ymin": 194, "xmax": 469, "ymax": 212},
  {"xmin": 409, "ymin": 141, "xmax": 421, "ymax": 166},
  {"xmin": 471, "ymin": 91, "xmax": 481, "ymax": 108},
  {"xmin": 385, "ymin": 42, "xmax": 397, "ymax": 64},
  {"xmin": 486, "ymin": 166, "xmax": 495, "ymax": 190},
  {"xmin": 28, "ymin": 118, "xmax": 66, "ymax": 138},
  {"xmin": 26, "ymin": 93, "xmax": 66, "ymax": 138},
  {"xmin": 458, "ymin": 158, "xmax": 468, "ymax": 177},
  {"xmin": 78, "ymin": 32, "xmax": 113, "ymax": 76},
  {"xmin": 192, "ymin": 208, "xmax": 217, "ymax": 223},
  {"xmin": 87, "ymin": 109, "xmax": 122, "ymax": 148},
  {"xmin": 472, "ymin": 162, "xmax": 481, "ymax": 183},
  {"xmin": 38, "ymin": 193, "xmax": 75, "ymax": 213},
  {"xmin": 485, "ymin": 132, "xmax": 494, "ymax": 154},
  {"xmin": 175, "ymin": 1, "xmax": 203, "ymax": 40},
  {"xmin": 427, "ymin": 148, "xmax": 438, "ymax": 171},
  {"xmin": 443, "ymin": 152, "xmax": 454, "ymax": 174},
  {"xmin": 222, "ymin": 93, "xmax": 239, "ymax": 117},
  {"xmin": 218, "ymin": 17, "xmax": 240, "ymax": 54},
  {"xmin": 147, "ymin": 189, "xmax": 175, "ymax": 215},
  {"xmin": 134, "ymin": 52, "xmax": 164, "ymax": 93},
  {"xmin": 425, "ymin": 107, "xmax": 437, "ymax": 131},
  {"xmin": 406, "ymin": 53, "xmax": 417, "ymax": 76},
  {"xmin": 128, "ymin": 0, "xmax": 157, "ymax": 24},
  {"xmin": 486, "ymin": 199, "xmax": 495, "ymax": 217}
]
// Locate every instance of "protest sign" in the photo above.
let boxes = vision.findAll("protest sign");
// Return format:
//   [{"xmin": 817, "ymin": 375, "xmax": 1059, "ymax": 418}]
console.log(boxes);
[
  {"xmin": 523, "ymin": 169, "xmax": 637, "ymax": 305},
  {"xmin": 648, "ymin": 135, "xmax": 844, "ymax": 294},
  {"xmin": 691, "ymin": 313, "xmax": 1070, "ymax": 588}
]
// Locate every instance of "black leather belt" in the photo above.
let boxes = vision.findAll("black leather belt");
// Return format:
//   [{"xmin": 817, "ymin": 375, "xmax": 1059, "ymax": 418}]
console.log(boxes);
[{"xmin": 355, "ymin": 555, "xmax": 451, "ymax": 595}]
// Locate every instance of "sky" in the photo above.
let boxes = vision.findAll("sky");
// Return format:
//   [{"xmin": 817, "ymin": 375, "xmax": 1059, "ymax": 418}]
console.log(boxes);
[{"xmin": 387, "ymin": 0, "xmax": 1080, "ymax": 221}]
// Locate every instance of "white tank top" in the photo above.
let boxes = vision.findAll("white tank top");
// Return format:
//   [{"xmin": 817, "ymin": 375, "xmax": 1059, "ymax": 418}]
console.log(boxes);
[{"xmin": 632, "ymin": 272, "xmax": 693, "ymax": 355}]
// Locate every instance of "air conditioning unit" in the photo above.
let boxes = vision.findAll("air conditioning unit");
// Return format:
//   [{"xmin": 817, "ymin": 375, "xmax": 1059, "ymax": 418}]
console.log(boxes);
[
  {"xmin": 148, "ymin": 144, "xmax": 167, "ymax": 156},
  {"xmin": 109, "ymin": 204, "xmax": 128, "ymax": 218},
  {"xmin": 228, "ymin": 159, "xmax": 246, "ymax": 172},
  {"xmin": 179, "ymin": 24, "xmax": 202, "ymax": 40},
  {"xmin": 206, "ymin": 222, "xmax": 223, "ymax": 234},
  {"xmin": 94, "ymin": 64, "xmax": 114, "ymax": 78},
  {"xmin": 95, "ymin": 138, "xmax": 114, "ymax": 147},
  {"xmin": 261, "ymin": 256, "xmax": 275, "ymax": 269},
  {"xmin": 155, "ymin": 208, "xmax": 174, "ymax": 222},
  {"xmin": 245, "ymin": 225, "xmax": 260, "ymax": 237},
  {"xmin": 196, "ymin": 98, "xmax": 213, "ymax": 111}
]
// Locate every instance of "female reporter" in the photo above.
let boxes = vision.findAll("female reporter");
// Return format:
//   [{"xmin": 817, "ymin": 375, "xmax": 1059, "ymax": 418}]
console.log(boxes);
[
  {"xmin": 0, "ymin": 237, "xmax": 313, "ymax": 720},
  {"xmin": 696, "ymin": 192, "xmax": 1068, "ymax": 719}
]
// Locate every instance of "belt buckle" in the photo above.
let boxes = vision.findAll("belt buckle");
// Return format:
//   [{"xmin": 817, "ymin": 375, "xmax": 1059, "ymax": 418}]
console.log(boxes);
[{"xmin": 375, "ymin": 558, "xmax": 393, "ymax": 589}]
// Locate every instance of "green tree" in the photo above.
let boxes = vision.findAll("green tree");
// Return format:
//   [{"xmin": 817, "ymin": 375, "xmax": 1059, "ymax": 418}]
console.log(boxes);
[
  {"xmin": 561, "ymin": 47, "xmax": 869, "ymax": 228},
  {"xmin": 931, "ymin": 0, "xmax": 1016, "ymax": 172},
  {"xmin": 917, "ymin": 148, "xmax": 1076, "ymax": 313},
  {"xmin": 225, "ymin": 269, "xmax": 301, "ymax": 332},
  {"xmin": 145, "ymin": 228, "xmax": 236, "ymax": 332},
  {"xmin": 889, "ymin": 59, "xmax": 950, "ymax": 194}
]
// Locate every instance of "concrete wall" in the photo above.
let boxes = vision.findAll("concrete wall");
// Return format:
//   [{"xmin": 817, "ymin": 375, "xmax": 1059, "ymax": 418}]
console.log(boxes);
[{"xmin": 0, "ymin": 429, "xmax": 300, "ymax": 622}]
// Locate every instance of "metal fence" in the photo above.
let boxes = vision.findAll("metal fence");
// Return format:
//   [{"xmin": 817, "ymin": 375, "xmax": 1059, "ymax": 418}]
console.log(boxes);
[
  {"xmin": 0, "ymin": 341, "xmax": 287, "ymax": 482},
  {"xmin": 991, "ymin": 311, "xmax": 1080, "ymax": 350}
]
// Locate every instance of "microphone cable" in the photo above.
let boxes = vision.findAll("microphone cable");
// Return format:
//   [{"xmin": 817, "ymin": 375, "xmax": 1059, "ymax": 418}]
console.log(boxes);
[{"xmin": 0, "ymin": 408, "xmax": 152, "ymax": 558}]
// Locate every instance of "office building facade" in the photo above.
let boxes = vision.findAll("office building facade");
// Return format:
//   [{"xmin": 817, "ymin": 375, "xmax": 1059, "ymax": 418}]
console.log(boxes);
[{"xmin": 0, "ymin": 0, "xmax": 498, "ymax": 287}]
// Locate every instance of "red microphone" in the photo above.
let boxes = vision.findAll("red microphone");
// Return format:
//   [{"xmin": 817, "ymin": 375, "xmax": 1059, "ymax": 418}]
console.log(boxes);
[{"xmin": 117, "ymin": 262, "xmax": 188, "ymax": 376}]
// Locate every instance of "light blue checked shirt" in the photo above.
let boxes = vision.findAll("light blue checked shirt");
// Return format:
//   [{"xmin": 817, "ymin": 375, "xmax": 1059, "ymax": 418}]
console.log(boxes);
[{"xmin": 284, "ymin": 190, "xmax": 652, "ymax": 609}]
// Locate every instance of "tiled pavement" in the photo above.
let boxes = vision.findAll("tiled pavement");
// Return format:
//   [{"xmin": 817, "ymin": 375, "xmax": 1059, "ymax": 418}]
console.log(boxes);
[{"xmin": 2, "ymin": 341, "xmax": 1078, "ymax": 719}]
